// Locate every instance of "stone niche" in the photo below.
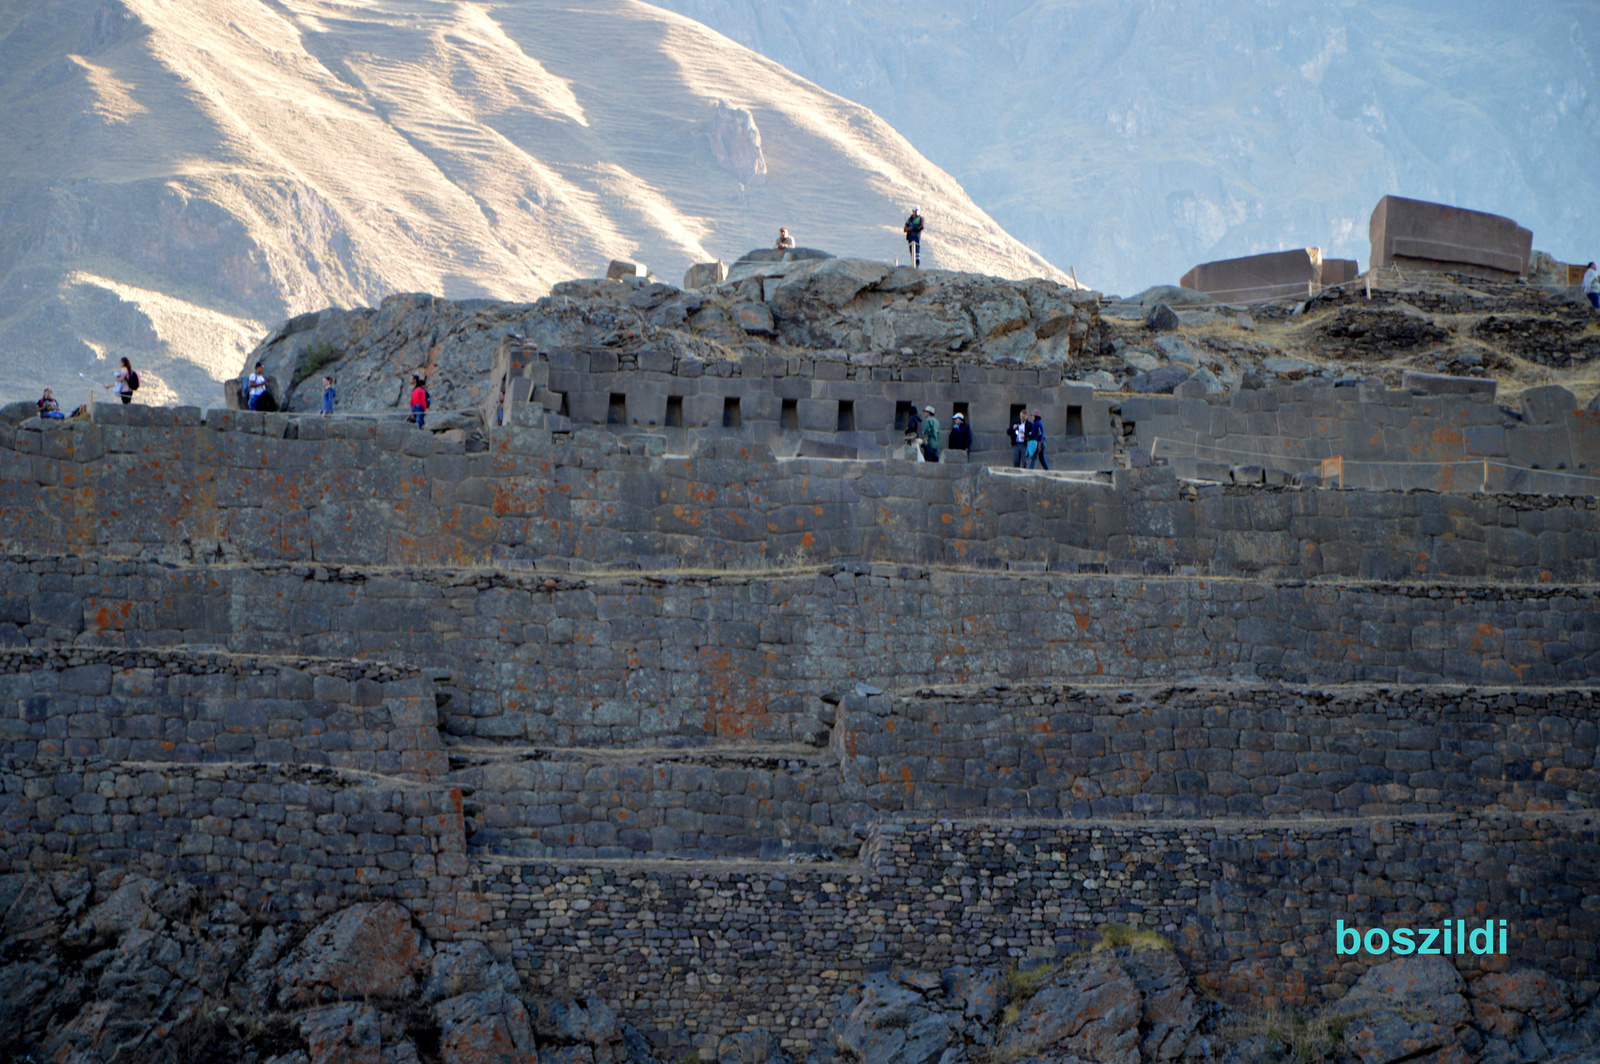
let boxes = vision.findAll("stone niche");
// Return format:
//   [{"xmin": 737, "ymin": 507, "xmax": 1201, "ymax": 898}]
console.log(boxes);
[
  {"xmin": 1369, "ymin": 195, "xmax": 1533, "ymax": 279},
  {"xmin": 1179, "ymin": 248, "xmax": 1351, "ymax": 304}
]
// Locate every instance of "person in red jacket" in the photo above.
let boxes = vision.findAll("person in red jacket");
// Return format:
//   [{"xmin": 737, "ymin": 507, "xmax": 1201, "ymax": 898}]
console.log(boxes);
[{"xmin": 410, "ymin": 375, "xmax": 429, "ymax": 429}]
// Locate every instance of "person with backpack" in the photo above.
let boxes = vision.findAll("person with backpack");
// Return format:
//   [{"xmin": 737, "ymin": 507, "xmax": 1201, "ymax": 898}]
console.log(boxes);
[
  {"xmin": 246, "ymin": 362, "xmax": 268, "ymax": 410},
  {"xmin": 410, "ymin": 374, "xmax": 430, "ymax": 429},
  {"xmin": 1010, "ymin": 413, "xmax": 1028, "ymax": 467},
  {"xmin": 1025, "ymin": 410, "xmax": 1049, "ymax": 470},
  {"xmin": 903, "ymin": 206, "xmax": 924, "ymax": 268},
  {"xmin": 1584, "ymin": 262, "xmax": 1599, "ymax": 310},
  {"xmin": 104, "ymin": 357, "xmax": 138, "ymax": 404},
  {"xmin": 919, "ymin": 404, "xmax": 941, "ymax": 463},
  {"xmin": 37, "ymin": 389, "xmax": 64, "ymax": 419}
]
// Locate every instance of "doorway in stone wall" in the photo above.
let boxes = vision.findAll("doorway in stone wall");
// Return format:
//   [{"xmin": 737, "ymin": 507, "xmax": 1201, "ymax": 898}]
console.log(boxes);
[{"xmin": 723, "ymin": 397, "xmax": 742, "ymax": 428}]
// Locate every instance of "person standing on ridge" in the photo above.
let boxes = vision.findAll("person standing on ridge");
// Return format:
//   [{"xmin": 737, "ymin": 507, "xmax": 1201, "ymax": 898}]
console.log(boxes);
[
  {"xmin": 920, "ymin": 404, "xmax": 941, "ymax": 463},
  {"xmin": 1584, "ymin": 262, "xmax": 1599, "ymax": 310},
  {"xmin": 321, "ymin": 376, "xmax": 337, "ymax": 416},
  {"xmin": 775, "ymin": 227, "xmax": 796, "ymax": 250},
  {"xmin": 410, "ymin": 374, "xmax": 430, "ymax": 429},
  {"xmin": 903, "ymin": 206, "xmax": 924, "ymax": 267}
]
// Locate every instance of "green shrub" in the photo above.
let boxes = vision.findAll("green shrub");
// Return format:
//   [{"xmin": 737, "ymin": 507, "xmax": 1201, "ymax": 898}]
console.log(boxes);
[{"xmin": 291, "ymin": 340, "xmax": 341, "ymax": 386}]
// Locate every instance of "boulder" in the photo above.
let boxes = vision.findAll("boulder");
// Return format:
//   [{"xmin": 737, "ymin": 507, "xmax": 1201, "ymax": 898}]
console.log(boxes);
[
  {"xmin": 276, "ymin": 903, "xmax": 424, "ymax": 1006},
  {"xmin": 606, "ymin": 260, "xmax": 649, "ymax": 281},
  {"xmin": 1519, "ymin": 384, "xmax": 1578, "ymax": 426},
  {"xmin": 1145, "ymin": 304, "xmax": 1182, "ymax": 332},
  {"xmin": 683, "ymin": 261, "xmax": 728, "ymax": 289},
  {"xmin": 422, "ymin": 940, "xmax": 521, "ymax": 1004},
  {"xmin": 767, "ymin": 257, "xmax": 889, "ymax": 314},
  {"xmin": 297, "ymin": 1003, "xmax": 384, "ymax": 1064},
  {"xmin": 996, "ymin": 953, "xmax": 1141, "ymax": 1064},
  {"xmin": 716, "ymin": 1030, "xmax": 779, "ymax": 1063},
  {"xmin": 1335, "ymin": 957, "xmax": 1471, "ymax": 1064},
  {"xmin": 435, "ymin": 990, "xmax": 538, "ymax": 1064},
  {"xmin": 941, "ymin": 965, "xmax": 1004, "ymax": 1025},
  {"xmin": 1128, "ymin": 365, "xmax": 1192, "ymax": 394},
  {"xmin": 832, "ymin": 973, "xmax": 956, "ymax": 1064},
  {"xmin": 1121, "ymin": 948, "xmax": 1199, "ymax": 1062},
  {"xmin": 1472, "ymin": 970, "xmax": 1573, "ymax": 1024},
  {"xmin": 733, "ymin": 302, "xmax": 775, "ymax": 334}
]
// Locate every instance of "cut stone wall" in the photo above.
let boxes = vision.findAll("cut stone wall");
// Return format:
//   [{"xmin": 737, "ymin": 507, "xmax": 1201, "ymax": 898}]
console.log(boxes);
[
  {"xmin": 7, "ymin": 559, "xmax": 1600, "ymax": 747},
  {"xmin": 7, "ymin": 414, "xmax": 1600, "ymax": 577}
]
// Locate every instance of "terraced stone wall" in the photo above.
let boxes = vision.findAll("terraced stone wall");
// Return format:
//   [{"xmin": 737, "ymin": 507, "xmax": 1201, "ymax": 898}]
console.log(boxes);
[
  {"xmin": 6, "ymin": 412, "xmax": 1600, "ymax": 580},
  {"xmin": 474, "ymin": 813, "xmax": 1599, "ymax": 1055},
  {"xmin": 7, "ymin": 558, "xmax": 1600, "ymax": 745}
]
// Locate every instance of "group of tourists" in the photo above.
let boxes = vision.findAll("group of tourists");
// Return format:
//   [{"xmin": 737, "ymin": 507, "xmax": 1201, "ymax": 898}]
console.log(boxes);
[
  {"xmin": 35, "ymin": 357, "xmax": 139, "ymax": 419},
  {"xmin": 773, "ymin": 205, "xmax": 926, "ymax": 268},
  {"xmin": 899, "ymin": 406, "xmax": 1046, "ymax": 468}
]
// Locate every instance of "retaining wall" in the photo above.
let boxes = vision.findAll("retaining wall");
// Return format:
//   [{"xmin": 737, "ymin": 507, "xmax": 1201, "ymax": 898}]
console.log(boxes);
[
  {"xmin": 6, "ymin": 412, "xmax": 1600, "ymax": 576},
  {"xmin": 8, "ymin": 560, "xmax": 1600, "ymax": 744}
]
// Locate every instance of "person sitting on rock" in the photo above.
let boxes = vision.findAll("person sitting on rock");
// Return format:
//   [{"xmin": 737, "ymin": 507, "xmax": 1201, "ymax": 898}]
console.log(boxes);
[
  {"xmin": 775, "ymin": 227, "xmax": 796, "ymax": 250},
  {"xmin": 36, "ymin": 389, "xmax": 64, "ymax": 419},
  {"xmin": 903, "ymin": 206, "xmax": 924, "ymax": 268},
  {"xmin": 1584, "ymin": 262, "xmax": 1598, "ymax": 310},
  {"xmin": 948, "ymin": 412, "xmax": 971, "ymax": 452}
]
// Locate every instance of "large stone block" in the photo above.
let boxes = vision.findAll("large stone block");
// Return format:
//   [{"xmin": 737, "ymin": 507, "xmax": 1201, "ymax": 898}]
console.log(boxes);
[
  {"xmin": 1369, "ymin": 195, "xmax": 1533, "ymax": 278},
  {"xmin": 682, "ymin": 261, "xmax": 728, "ymax": 289},
  {"xmin": 1400, "ymin": 370, "xmax": 1497, "ymax": 399},
  {"xmin": 1179, "ymin": 248, "xmax": 1320, "ymax": 305}
]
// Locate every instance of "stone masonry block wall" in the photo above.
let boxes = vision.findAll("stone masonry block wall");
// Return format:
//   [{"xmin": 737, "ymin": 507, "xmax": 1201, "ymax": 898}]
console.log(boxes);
[
  {"xmin": 837, "ymin": 684, "xmax": 1600, "ymax": 821},
  {"xmin": 475, "ymin": 814, "xmax": 1599, "ymax": 1055},
  {"xmin": 448, "ymin": 681, "xmax": 1600, "ymax": 862},
  {"xmin": 0, "ymin": 649, "xmax": 446, "ymax": 779},
  {"xmin": 532, "ymin": 347, "xmax": 1115, "ymax": 460},
  {"xmin": 1126, "ymin": 378, "xmax": 1600, "ymax": 493},
  {"xmin": 8, "ymin": 560, "xmax": 1600, "ymax": 744},
  {"xmin": 6, "ymin": 417, "xmax": 1600, "ymax": 580},
  {"xmin": 0, "ymin": 759, "xmax": 469, "ymax": 932}
]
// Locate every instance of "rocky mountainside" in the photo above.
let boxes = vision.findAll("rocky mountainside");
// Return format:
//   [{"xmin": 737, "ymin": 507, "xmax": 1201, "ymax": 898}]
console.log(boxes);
[
  {"xmin": 0, "ymin": 0, "xmax": 1058, "ymax": 410},
  {"xmin": 642, "ymin": 0, "xmax": 1600, "ymax": 296},
  {"xmin": 5, "ymin": 869, "xmax": 1596, "ymax": 1064}
]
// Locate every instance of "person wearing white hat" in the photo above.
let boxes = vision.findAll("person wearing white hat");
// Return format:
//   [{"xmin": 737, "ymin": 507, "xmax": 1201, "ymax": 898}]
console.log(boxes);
[
  {"xmin": 919, "ymin": 404, "xmax": 941, "ymax": 462},
  {"xmin": 903, "ymin": 206, "xmax": 924, "ymax": 268},
  {"xmin": 948, "ymin": 411, "xmax": 971, "ymax": 452}
]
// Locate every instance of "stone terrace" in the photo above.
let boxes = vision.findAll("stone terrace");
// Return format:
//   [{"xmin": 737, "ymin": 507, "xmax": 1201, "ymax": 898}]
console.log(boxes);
[{"xmin": 1, "ymin": 400, "xmax": 1597, "ymax": 1056}]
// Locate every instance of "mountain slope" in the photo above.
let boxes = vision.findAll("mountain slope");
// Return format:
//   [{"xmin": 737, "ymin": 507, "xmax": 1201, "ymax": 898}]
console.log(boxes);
[
  {"xmin": 643, "ymin": 0, "xmax": 1600, "ymax": 296},
  {"xmin": 0, "ymin": 0, "xmax": 1061, "ymax": 407}
]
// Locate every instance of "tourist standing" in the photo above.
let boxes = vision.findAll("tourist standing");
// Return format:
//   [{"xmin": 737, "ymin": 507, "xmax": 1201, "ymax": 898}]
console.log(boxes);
[
  {"xmin": 903, "ymin": 206, "xmax": 924, "ymax": 268},
  {"xmin": 1584, "ymin": 262, "xmax": 1599, "ymax": 310},
  {"xmin": 321, "ymin": 376, "xmax": 337, "ymax": 416},
  {"xmin": 106, "ymin": 357, "xmax": 137, "ymax": 405},
  {"xmin": 775, "ymin": 227, "xmax": 796, "ymax": 250},
  {"xmin": 920, "ymin": 405, "xmax": 941, "ymax": 463},
  {"xmin": 410, "ymin": 375, "xmax": 430, "ymax": 429},
  {"xmin": 246, "ymin": 362, "xmax": 268, "ymax": 410},
  {"xmin": 1010, "ymin": 413, "xmax": 1028, "ymax": 468},
  {"xmin": 1026, "ymin": 410, "xmax": 1049, "ymax": 470},
  {"xmin": 948, "ymin": 412, "xmax": 971, "ymax": 452}
]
